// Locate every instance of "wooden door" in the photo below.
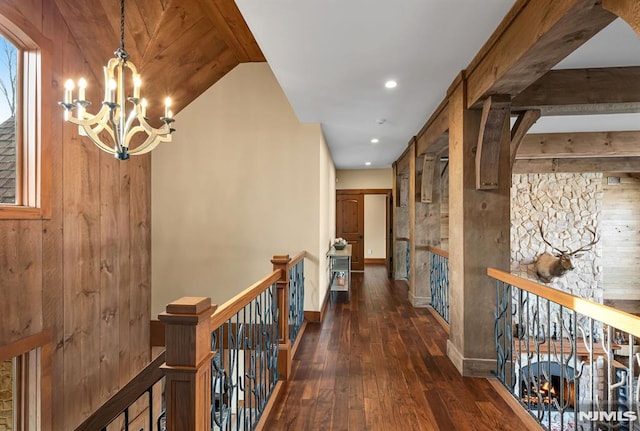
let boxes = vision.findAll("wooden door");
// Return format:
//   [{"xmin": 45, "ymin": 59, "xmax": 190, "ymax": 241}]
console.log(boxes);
[{"xmin": 337, "ymin": 193, "xmax": 365, "ymax": 270}]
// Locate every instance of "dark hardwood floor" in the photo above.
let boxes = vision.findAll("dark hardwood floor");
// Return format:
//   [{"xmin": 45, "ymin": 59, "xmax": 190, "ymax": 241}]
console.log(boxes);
[{"xmin": 265, "ymin": 265, "xmax": 534, "ymax": 431}]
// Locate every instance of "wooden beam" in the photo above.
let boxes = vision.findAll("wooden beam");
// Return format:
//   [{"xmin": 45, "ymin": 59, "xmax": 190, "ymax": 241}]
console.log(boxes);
[
  {"xmin": 512, "ymin": 67, "xmax": 640, "ymax": 115},
  {"xmin": 416, "ymin": 99, "xmax": 449, "ymax": 157},
  {"xmin": 513, "ymin": 157, "xmax": 640, "ymax": 174},
  {"xmin": 510, "ymin": 110, "xmax": 540, "ymax": 167},
  {"xmin": 395, "ymin": 138, "xmax": 414, "ymax": 174},
  {"xmin": 516, "ymin": 131, "xmax": 640, "ymax": 159},
  {"xmin": 421, "ymin": 155, "xmax": 436, "ymax": 203},
  {"xmin": 603, "ymin": 0, "xmax": 640, "ymax": 36},
  {"xmin": 464, "ymin": 0, "xmax": 616, "ymax": 108},
  {"xmin": 475, "ymin": 95, "xmax": 511, "ymax": 190},
  {"xmin": 408, "ymin": 141, "xmax": 416, "ymax": 302}
]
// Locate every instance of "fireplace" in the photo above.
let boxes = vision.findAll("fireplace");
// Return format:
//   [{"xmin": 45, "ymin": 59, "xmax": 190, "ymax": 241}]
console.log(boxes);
[{"xmin": 519, "ymin": 362, "xmax": 576, "ymax": 410}]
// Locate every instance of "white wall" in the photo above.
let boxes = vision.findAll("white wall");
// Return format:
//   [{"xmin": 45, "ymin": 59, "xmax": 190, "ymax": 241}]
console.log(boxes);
[
  {"xmin": 319, "ymin": 139, "xmax": 336, "ymax": 305},
  {"xmin": 336, "ymin": 168, "xmax": 392, "ymax": 189},
  {"xmin": 364, "ymin": 195, "xmax": 386, "ymax": 258},
  {"xmin": 151, "ymin": 63, "xmax": 335, "ymax": 316},
  {"xmin": 336, "ymin": 168, "xmax": 391, "ymax": 262}
]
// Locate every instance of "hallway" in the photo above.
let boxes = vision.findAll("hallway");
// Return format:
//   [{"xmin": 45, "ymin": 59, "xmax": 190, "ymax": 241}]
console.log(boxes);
[{"xmin": 265, "ymin": 265, "xmax": 532, "ymax": 430}]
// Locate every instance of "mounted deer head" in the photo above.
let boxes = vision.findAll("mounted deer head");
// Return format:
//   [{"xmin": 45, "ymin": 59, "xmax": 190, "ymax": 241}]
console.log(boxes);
[{"xmin": 534, "ymin": 223, "xmax": 599, "ymax": 283}]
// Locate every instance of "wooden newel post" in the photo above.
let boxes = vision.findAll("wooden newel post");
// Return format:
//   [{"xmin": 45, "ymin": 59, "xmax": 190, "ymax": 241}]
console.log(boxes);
[
  {"xmin": 159, "ymin": 297, "xmax": 215, "ymax": 431},
  {"xmin": 271, "ymin": 254, "xmax": 292, "ymax": 380}
]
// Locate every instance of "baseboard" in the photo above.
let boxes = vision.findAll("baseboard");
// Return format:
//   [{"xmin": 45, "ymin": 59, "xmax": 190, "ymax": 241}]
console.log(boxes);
[
  {"xmin": 447, "ymin": 340, "xmax": 464, "ymax": 375},
  {"xmin": 408, "ymin": 291, "xmax": 430, "ymax": 308},
  {"xmin": 446, "ymin": 340, "xmax": 495, "ymax": 377},
  {"xmin": 426, "ymin": 306, "xmax": 449, "ymax": 334},
  {"xmin": 290, "ymin": 321, "xmax": 307, "ymax": 358},
  {"xmin": 255, "ymin": 380, "xmax": 284, "ymax": 431},
  {"xmin": 488, "ymin": 378, "xmax": 543, "ymax": 430},
  {"xmin": 304, "ymin": 287, "xmax": 330, "ymax": 323},
  {"xmin": 364, "ymin": 258, "xmax": 385, "ymax": 265}
]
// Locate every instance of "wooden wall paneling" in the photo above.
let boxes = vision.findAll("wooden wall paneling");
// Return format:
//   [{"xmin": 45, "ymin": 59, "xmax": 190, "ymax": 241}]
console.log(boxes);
[
  {"xmin": 601, "ymin": 173, "xmax": 640, "ymax": 300},
  {"xmin": 53, "ymin": 0, "xmax": 116, "ymax": 77},
  {"xmin": 99, "ymin": 151, "xmax": 120, "ymax": 402},
  {"xmin": 118, "ymin": 153, "xmax": 132, "ymax": 387},
  {"xmin": 0, "ymin": 221, "xmax": 43, "ymax": 342},
  {"xmin": 140, "ymin": 17, "xmax": 236, "ymax": 117},
  {"xmin": 41, "ymin": 1, "xmax": 65, "ymax": 429},
  {"xmin": 129, "ymin": 154, "xmax": 151, "ymax": 374},
  {"xmin": 129, "ymin": 0, "xmax": 163, "ymax": 43},
  {"xmin": 201, "ymin": 0, "xmax": 265, "ymax": 63},
  {"xmin": 464, "ymin": 0, "xmax": 615, "ymax": 108},
  {"xmin": 63, "ymin": 136, "xmax": 102, "ymax": 429},
  {"xmin": 0, "ymin": 1, "xmax": 153, "ymax": 429},
  {"xmin": 59, "ymin": 16, "xmax": 109, "ymax": 428}
]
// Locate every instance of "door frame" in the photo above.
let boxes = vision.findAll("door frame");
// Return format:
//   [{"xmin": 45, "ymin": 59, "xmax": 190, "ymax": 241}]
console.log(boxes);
[{"xmin": 336, "ymin": 189, "xmax": 393, "ymax": 276}]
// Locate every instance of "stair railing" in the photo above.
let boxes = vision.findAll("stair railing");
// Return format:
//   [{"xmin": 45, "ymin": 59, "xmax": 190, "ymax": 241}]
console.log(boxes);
[
  {"xmin": 428, "ymin": 246, "xmax": 449, "ymax": 324},
  {"xmin": 74, "ymin": 351, "xmax": 166, "ymax": 431},
  {"xmin": 488, "ymin": 268, "xmax": 640, "ymax": 431},
  {"xmin": 160, "ymin": 251, "xmax": 307, "ymax": 431},
  {"xmin": 74, "ymin": 251, "xmax": 308, "ymax": 431}
]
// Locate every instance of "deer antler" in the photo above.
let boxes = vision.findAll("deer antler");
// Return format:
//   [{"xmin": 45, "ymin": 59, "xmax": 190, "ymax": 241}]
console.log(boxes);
[
  {"xmin": 568, "ymin": 226, "xmax": 599, "ymax": 256},
  {"xmin": 538, "ymin": 222, "xmax": 568, "ymax": 255}
]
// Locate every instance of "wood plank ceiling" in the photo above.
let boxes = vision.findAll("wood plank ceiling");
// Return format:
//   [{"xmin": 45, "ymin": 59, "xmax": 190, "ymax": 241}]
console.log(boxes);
[{"xmin": 53, "ymin": 0, "xmax": 265, "ymax": 118}]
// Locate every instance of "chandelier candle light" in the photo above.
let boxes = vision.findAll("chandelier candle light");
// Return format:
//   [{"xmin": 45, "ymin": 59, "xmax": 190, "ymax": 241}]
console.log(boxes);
[{"xmin": 59, "ymin": 0, "xmax": 174, "ymax": 160}]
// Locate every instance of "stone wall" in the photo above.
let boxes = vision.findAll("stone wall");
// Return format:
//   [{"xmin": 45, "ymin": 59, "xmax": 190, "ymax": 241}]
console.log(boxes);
[
  {"xmin": 0, "ymin": 361, "xmax": 12, "ymax": 431},
  {"xmin": 511, "ymin": 173, "xmax": 603, "ymax": 302}
]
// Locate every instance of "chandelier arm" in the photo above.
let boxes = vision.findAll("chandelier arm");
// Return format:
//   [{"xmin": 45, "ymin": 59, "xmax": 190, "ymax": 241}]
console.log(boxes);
[
  {"xmin": 66, "ymin": 106, "xmax": 117, "ymax": 152},
  {"xmin": 68, "ymin": 119, "xmax": 117, "ymax": 155},
  {"xmin": 127, "ymin": 128, "xmax": 173, "ymax": 156}
]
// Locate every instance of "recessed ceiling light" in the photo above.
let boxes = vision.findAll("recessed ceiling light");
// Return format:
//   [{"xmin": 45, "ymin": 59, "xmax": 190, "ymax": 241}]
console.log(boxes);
[
  {"xmin": 370, "ymin": 138, "xmax": 379, "ymax": 144},
  {"xmin": 365, "ymin": 162, "xmax": 372, "ymax": 166},
  {"xmin": 384, "ymin": 80, "xmax": 397, "ymax": 89}
]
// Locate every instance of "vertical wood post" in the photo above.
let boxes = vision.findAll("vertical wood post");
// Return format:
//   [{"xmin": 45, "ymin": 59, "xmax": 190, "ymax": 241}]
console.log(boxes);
[
  {"xmin": 271, "ymin": 254, "xmax": 292, "ymax": 379},
  {"xmin": 159, "ymin": 297, "xmax": 215, "ymax": 431},
  {"xmin": 447, "ymin": 75, "xmax": 511, "ymax": 377},
  {"xmin": 408, "ymin": 140, "xmax": 417, "ymax": 303}
]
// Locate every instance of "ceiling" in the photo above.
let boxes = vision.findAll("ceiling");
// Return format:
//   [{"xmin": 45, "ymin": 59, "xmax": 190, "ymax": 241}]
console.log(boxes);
[
  {"xmin": 54, "ymin": 0, "xmax": 265, "ymax": 121},
  {"xmin": 55, "ymin": 1, "xmax": 640, "ymax": 170},
  {"xmin": 235, "ymin": 0, "xmax": 640, "ymax": 169}
]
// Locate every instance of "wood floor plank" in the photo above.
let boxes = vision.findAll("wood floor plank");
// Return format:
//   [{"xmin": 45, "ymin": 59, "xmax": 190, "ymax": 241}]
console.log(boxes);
[{"xmin": 265, "ymin": 266, "xmax": 537, "ymax": 430}]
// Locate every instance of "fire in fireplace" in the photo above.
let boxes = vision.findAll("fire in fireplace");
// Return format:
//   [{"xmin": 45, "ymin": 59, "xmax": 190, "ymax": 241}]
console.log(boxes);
[{"xmin": 519, "ymin": 362, "xmax": 576, "ymax": 410}]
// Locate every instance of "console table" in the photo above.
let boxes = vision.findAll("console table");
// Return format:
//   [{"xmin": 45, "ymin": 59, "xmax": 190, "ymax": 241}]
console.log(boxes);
[{"xmin": 328, "ymin": 244, "xmax": 352, "ymax": 292}]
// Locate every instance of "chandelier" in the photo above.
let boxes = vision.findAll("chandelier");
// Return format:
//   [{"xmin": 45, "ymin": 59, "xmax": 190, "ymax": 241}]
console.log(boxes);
[{"xmin": 59, "ymin": 0, "xmax": 174, "ymax": 160}]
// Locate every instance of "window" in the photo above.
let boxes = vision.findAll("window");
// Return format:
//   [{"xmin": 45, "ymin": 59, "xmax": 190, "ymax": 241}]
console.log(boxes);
[
  {"xmin": 0, "ymin": 12, "xmax": 50, "ymax": 219},
  {"xmin": 0, "ymin": 36, "xmax": 17, "ymax": 206},
  {"xmin": 0, "ymin": 332, "xmax": 51, "ymax": 431}
]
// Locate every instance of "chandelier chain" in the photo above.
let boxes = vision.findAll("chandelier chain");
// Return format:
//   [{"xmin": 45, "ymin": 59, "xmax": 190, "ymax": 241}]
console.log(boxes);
[{"xmin": 115, "ymin": 0, "xmax": 129, "ymax": 61}]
